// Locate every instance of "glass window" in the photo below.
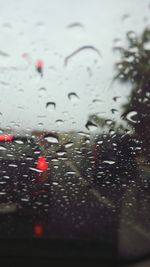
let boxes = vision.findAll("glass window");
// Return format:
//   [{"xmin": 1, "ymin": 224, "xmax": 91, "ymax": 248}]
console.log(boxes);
[{"xmin": 0, "ymin": 0, "xmax": 149, "ymax": 262}]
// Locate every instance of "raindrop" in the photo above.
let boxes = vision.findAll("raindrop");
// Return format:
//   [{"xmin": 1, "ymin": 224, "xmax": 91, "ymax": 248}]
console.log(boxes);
[
  {"xmin": 44, "ymin": 136, "xmax": 59, "ymax": 144},
  {"xmin": 63, "ymin": 111, "xmax": 68, "ymax": 116},
  {"xmin": 105, "ymin": 120, "xmax": 113, "ymax": 126},
  {"xmin": 146, "ymin": 92, "xmax": 150, "ymax": 97},
  {"xmin": 6, "ymin": 154, "xmax": 13, "ymax": 157},
  {"xmin": 0, "ymin": 50, "xmax": 9, "ymax": 57},
  {"xmin": 127, "ymin": 31, "xmax": 137, "ymax": 42},
  {"xmin": 46, "ymin": 102, "xmax": 56, "ymax": 111},
  {"xmin": 29, "ymin": 167, "xmax": 42, "ymax": 173},
  {"xmin": 113, "ymin": 96, "xmax": 121, "ymax": 102},
  {"xmin": 65, "ymin": 142, "xmax": 74, "ymax": 148},
  {"xmin": 103, "ymin": 160, "xmax": 116, "ymax": 165},
  {"xmin": 39, "ymin": 87, "xmax": 46, "ymax": 95},
  {"xmin": 143, "ymin": 42, "xmax": 150, "ymax": 50},
  {"xmin": 17, "ymin": 106, "xmax": 24, "ymax": 110},
  {"xmin": 87, "ymin": 67, "xmax": 92, "ymax": 77},
  {"xmin": 125, "ymin": 111, "xmax": 139, "ymax": 123},
  {"xmin": 52, "ymin": 182, "xmax": 59, "ymax": 186},
  {"xmin": 0, "ymin": 146, "xmax": 6, "ymax": 151},
  {"xmin": 111, "ymin": 108, "xmax": 118, "ymax": 114},
  {"xmin": 68, "ymin": 92, "xmax": 79, "ymax": 102},
  {"xmin": 37, "ymin": 115, "xmax": 46, "ymax": 119},
  {"xmin": 21, "ymin": 198, "xmax": 29, "ymax": 202},
  {"xmin": 3, "ymin": 176, "xmax": 10, "ymax": 179},
  {"xmin": 66, "ymin": 171, "xmax": 76, "ymax": 175},
  {"xmin": 0, "ymin": 81, "xmax": 9, "ymax": 86},
  {"xmin": 56, "ymin": 119, "xmax": 63, "ymax": 126},
  {"xmin": 2, "ymin": 22, "xmax": 12, "ymax": 28},
  {"xmin": 97, "ymin": 140, "xmax": 103, "ymax": 144},
  {"xmin": 64, "ymin": 45, "xmax": 102, "ymax": 66},
  {"xmin": 121, "ymin": 14, "xmax": 130, "ymax": 21},
  {"xmin": 8, "ymin": 164, "xmax": 18, "ymax": 168},
  {"xmin": 66, "ymin": 22, "xmax": 85, "ymax": 30},
  {"xmin": 35, "ymin": 21, "xmax": 45, "ymax": 27},
  {"xmin": 85, "ymin": 121, "xmax": 98, "ymax": 131},
  {"xmin": 18, "ymin": 89, "xmax": 24, "ymax": 93},
  {"xmin": 57, "ymin": 151, "xmax": 67, "ymax": 156},
  {"xmin": 38, "ymin": 122, "xmax": 44, "ymax": 127},
  {"xmin": 92, "ymin": 99, "xmax": 103, "ymax": 104},
  {"xmin": 109, "ymin": 129, "xmax": 115, "ymax": 135}
]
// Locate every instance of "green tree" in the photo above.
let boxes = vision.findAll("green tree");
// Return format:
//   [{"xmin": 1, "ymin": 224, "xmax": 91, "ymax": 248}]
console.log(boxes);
[{"xmin": 115, "ymin": 28, "xmax": 150, "ymax": 159}]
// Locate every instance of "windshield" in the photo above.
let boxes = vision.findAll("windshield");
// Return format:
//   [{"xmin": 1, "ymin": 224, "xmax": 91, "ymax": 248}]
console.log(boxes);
[{"xmin": 0, "ymin": 0, "xmax": 150, "ymax": 262}]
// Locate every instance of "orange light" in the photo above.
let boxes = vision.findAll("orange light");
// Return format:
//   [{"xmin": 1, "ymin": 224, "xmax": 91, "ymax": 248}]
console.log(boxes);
[
  {"xmin": 37, "ymin": 156, "xmax": 48, "ymax": 171},
  {"xmin": 0, "ymin": 135, "xmax": 13, "ymax": 141},
  {"xmin": 34, "ymin": 224, "xmax": 43, "ymax": 236}
]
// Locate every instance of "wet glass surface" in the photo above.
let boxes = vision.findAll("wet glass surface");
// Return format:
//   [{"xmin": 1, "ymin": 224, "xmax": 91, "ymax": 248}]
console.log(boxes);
[{"xmin": 0, "ymin": 0, "xmax": 149, "ymax": 261}]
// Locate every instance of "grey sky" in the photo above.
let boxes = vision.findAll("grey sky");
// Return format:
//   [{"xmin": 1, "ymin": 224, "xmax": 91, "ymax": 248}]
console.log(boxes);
[{"xmin": 0, "ymin": 0, "xmax": 149, "ymax": 132}]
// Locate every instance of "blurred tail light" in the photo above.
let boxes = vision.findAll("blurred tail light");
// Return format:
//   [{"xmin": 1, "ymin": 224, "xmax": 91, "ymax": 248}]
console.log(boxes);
[
  {"xmin": 0, "ymin": 135, "xmax": 13, "ymax": 141},
  {"xmin": 37, "ymin": 156, "xmax": 48, "ymax": 171},
  {"xmin": 34, "ymin": 224, "xmax": 43, "ymax": 237}
]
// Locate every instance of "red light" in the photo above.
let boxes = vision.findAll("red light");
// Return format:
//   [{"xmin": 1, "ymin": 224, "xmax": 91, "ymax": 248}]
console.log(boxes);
[
  {"xmin": 36, "ymin": 60, "xmax": 44, "ymax": 77},
  {"xmin": 0, "ymin": 135, "xmax": 13, "ymax": 141},
  {"xmin": 34, "ymin": 224, "xmax": 43, "ymax": 237},
  {"xmin": 37, "ymin": 156, "xmax": 48, "ymax": 171},
  {"xmin": 36, "ymin": 59, "xmax": 44, "ymax": 68}
]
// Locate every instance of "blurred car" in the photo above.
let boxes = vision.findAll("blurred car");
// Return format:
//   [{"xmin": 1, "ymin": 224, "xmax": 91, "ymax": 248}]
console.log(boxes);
[
  {"xmin": 0, "ymin": 134, "xmax": 50, "ymax": 217},
  {"xmin": 92, "ymin": 133, "xmax": 138, "ymax": 187}
]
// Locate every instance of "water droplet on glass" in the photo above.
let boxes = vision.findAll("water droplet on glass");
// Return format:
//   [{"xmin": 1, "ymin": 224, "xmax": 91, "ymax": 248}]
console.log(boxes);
[
  {"xmin": 87, "ymin": 67, "xmax": 92, "ymax": 77},
  {"xmin": 29, "ymin": 167, "xmax": 42, "ymax": 173},
  {"xmin": 64, "ymin": 45, "xmax": 102, "ymax": 66},
  {"xmin": 121, "ymin": 14, "xmax": 130, "ymax": 21},
  {"xmin": 35, "ymin": 21, "xmax": 45, "ymax": 27},
  {"xmin": 44, "ymin": 136, "xmax": 59, "ymax": 144},
  {"xmin": 68, "ymin": 92, "xmax": 79, "ymax": 102},
  {"xmin": 66, "ymin": 22, "xmax": 85, "ymax": 30},
  {"xmin": 46, "ymin": 102, "xmax": 56, "ymax": 111},
  {"xmin": 127, "ymin": 31, "xmax": 137, "ymax": 42},
  {"xmin": 52, "ymin": 182, "xmax": 59, "ymax": 186},
  {"xmin": 92, "ymin": 99, "xmax": 103, "ymax": 104},
  {"xmin": 63, "ymin": 111, "xmax": 68, "ymax": 116},
  {"xmin": 85, "ymin": 121, "xmax": 98, "ymax": 131},
  {"xmin": 38, "ymin": 122, "xmax": 44, "ymax": 127},
  {"xmin": 111, "ymin": 108, "xmax": 118, "ymax": 114},
  {"xmin": 2, "ymin": 22, "xmax": 12, "ymax": 29},
  {"xmin": 125, "ymin": 111, "xmax": 139, "ymax": 123},
  {"xmin": 57, "ymin": 151, "xmax": 67, "ymax": 156},
  {"xmin": 65, "ymin": 142, "xmax": 74, "ymax": 148},
  {"xmin": 0, "ymin": 146, "xmax": 6, "ymax": 151},
  {"xmin": 105, "ymin": 120, "xmax": 113, "ymax": 126},
  {"xmin": 56, "ymin": 119, "xmax": 63, "ymax": 126},
  {"xmin": 14, "ymin": 140, "xmax": 24, "ymax": 144},
  {"xmin": 113, "ymin": 96, "xmax": 121, "ymax": 102},
  {"xmin": 109, "ymin": 129, "xmax": 115, "ymax": 135},
  {"xmin": 0, "ymin": 50, "xmax": 9, "ymax": 57},
  {"xmin": 39, "ymin": 87, "xmax": 46, "ymax": 95},
  {"xmin": 8, "ymin": 164, "xmax": 18, "ymax": 168}
]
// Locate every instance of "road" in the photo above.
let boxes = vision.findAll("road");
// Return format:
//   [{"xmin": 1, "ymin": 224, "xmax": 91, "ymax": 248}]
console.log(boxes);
[
  {"xmin": 48, "ymin": 157, "xmax": 118, "ymax": 242},
  {"xmin": 47, "ymin": 155, "xmax": 150, "ymax": 258},
  {"xmin": 0, "ymin": 153, "xmax": 149, "ymax": 260}
]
